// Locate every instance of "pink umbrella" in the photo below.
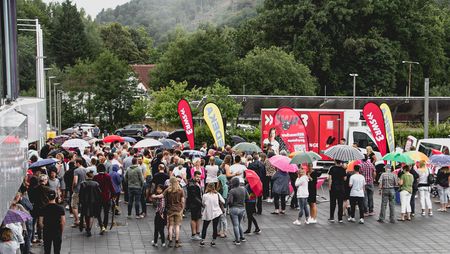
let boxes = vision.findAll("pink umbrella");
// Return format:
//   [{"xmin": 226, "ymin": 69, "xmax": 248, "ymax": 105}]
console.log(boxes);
[{"xmin": 269, "ymin": 155, "xmax": 298, "ymax": 173}]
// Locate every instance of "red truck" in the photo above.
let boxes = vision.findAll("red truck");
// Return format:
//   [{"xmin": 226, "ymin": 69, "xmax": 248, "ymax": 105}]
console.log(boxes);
[{"xmin": 261, "ymin": 108, "xmax": 381, "ymax": 168}]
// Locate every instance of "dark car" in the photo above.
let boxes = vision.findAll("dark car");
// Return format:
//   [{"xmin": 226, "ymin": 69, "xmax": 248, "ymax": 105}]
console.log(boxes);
[{"xmin": 114, "ymin": 124, "xmax": 152, "ymax": 137}]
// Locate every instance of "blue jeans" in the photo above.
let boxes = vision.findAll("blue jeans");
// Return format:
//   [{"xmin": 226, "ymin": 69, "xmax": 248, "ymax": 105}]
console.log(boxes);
[
  {"xmin": 128, "ymin": 187, "xmax": 142, "ymax": 216},
  {"xmin": 297, "ymin": 198, "xmax": 309, "ymax": 219},
  {"xmin": 229, "ymin": 207, "xmax": 245, "ymax": 242},
  {"xmin": 364, "ymin": 184, "xmax": 374, "ymax": 213}
]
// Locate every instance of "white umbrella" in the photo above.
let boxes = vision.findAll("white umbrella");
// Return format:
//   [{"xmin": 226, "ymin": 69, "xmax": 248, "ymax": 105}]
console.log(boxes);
[
  {"xmin": 323, "ymin": 145, "xmax": 364, "ymax": 161},
  {"xmin": 134, "ymin": 138, "xmax": 163, "ymax": 148},
  {"xmin": 62, "ymin": 138, "xmax": 90, "ymax": 149}
]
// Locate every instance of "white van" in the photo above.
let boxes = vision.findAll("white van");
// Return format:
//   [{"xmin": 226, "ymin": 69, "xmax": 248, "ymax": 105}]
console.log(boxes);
[{"xmin": 406, "ymin": 136, "xmax": 450, "ymax": 156}]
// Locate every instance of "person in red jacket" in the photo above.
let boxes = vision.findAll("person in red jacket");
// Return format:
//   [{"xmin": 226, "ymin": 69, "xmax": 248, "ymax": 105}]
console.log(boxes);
[{"xmin": 93, "ymin": 164, "xmax": 115, "ymax": 235}]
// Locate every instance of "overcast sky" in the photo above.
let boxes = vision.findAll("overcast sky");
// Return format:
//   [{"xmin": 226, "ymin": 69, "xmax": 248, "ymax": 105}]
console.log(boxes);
[{"xmin": 43, "ymin": 0, "xmax": 130, "ymax": 18}]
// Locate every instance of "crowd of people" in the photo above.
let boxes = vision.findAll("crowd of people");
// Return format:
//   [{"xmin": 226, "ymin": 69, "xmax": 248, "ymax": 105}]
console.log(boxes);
[{"xmin": 1, "ymin": 132, "xmax": 449, "ymax": 254}]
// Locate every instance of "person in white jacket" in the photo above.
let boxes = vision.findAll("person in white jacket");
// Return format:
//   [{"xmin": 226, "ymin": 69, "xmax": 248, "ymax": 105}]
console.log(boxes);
[
  {"xmin": 293, "ymin": 169, "xmax": 310, "ymax": 225},
  {"xmin": 200, "ymin": 183, "xmax": 225, "ymax": 247}
]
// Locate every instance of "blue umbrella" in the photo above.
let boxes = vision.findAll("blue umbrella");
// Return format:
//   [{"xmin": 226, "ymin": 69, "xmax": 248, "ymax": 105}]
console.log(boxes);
[
  {"xmin": 29, "ymin": 158, "xmax": 58, "ymax": 168},
  {"xmin": 123, "ymin": 137, "xmax": 137, "ymax": 143},
  {"xmin": 430, "ymin": 154, "xmax": 450, "ymax": 167}
]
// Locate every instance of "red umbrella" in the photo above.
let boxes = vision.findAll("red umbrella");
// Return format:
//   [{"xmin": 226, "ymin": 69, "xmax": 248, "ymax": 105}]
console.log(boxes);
[
  {"xmin": 103, "ymin": 135, "xmax": 124, "ymax": 143},
  {"xmin": 432, "ymin": 149, "xmax": 443, "ymax": 155},
  {"xmin": 245, "ymin": 170, "xmax": 263, "ymax": 197}
]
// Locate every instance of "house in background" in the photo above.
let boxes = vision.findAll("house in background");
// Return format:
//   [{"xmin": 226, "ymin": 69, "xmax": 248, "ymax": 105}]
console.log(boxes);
[{"xmin": 131, "ymin": 64, "xmax": 156, "ymax": 93}]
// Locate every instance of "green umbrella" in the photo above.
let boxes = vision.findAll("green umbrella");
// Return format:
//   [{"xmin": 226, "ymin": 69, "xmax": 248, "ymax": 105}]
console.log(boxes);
[
  {"xmin": 290, "ymin": 151, "xmax": 322, "ymax": 165},
  {"xmin": 232, "ymin": 142, "xmax": 262, "ymax": 153},
  {"xmin": 382, "ymin": 152, "xmax": 414, "ymax": 164}
]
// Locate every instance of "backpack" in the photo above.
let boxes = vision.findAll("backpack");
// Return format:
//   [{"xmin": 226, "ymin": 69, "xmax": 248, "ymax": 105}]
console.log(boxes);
[{"xmin": 427, "ymin": 169, "xmax": 436, "ymax": 185}]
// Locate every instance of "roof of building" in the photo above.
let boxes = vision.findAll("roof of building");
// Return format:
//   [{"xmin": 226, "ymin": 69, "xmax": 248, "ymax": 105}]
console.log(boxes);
[{"xmin": 131, "ymin": 64, "xmax": 156, "ymax": 90}]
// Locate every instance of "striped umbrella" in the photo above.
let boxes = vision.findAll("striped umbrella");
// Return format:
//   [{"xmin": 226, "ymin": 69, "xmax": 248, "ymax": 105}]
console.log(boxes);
[{"xmin": 323, "ymin": 145, "xmax": 364, "ymax": 161}]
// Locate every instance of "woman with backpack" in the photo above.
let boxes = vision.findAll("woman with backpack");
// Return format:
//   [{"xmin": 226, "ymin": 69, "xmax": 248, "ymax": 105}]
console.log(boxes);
[
  {"xmin": 436, "ymin": 166, "xmax": 450, "ymax": 212},
  {"xmin": 417, "ymin": 160, "xmax": 433, "ymax": 216}
]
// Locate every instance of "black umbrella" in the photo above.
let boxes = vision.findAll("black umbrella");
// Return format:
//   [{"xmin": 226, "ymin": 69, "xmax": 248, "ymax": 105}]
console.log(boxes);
[
  {"xmin": 159, "ymin": 138, "xmax": 178, "ymax": 149},
  {"xmin": 231, "ymin": 135, "xmax": 246, "ymax": 145},
  {"xmin": 146, "ymin": 131, "xmax": 168, "ymax": 139},
  {"xmin": 168, "ymin": 129, "xmax": 187, "ymax": 143}
]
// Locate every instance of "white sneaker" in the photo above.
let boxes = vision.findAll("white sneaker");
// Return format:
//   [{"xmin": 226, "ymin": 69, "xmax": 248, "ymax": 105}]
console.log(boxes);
[
  {"xmin": 293, "ymin": 220, "xmax": 301, "ymax": 225},
  {"xmin": 348, "ymin": 217, "xmax": 356, "ymax": 222},
  {"xmin": 308, "ymin": 218, "xmax": 317, "ymax": 224},
  {"xmin": 304, "ymin": 219, "xmax": 310, "ymax": 225},
  {"xmin": 359, "ymin": 218, "xmax": 364, "ymax": 224}
]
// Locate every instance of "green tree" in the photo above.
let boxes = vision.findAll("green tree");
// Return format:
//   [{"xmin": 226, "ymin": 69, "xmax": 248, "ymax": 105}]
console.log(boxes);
[
  {"xmin": 149, "ymin": 80, "xmax": 202, "ymax": 124},
  {"xmin": 203, "ymin": 81, "xmax": 242, "ymax": 120},
  {"xmin": 49, "ymin": 0, "xmax": 90, "ymax": 68},
  {"xmin": 91, "ymin": 51, "xmax": 138, "ymax": 128},
  {"xmin": 230, "ymin": 47, "xmax": 317, "ymax": 95},
  {"xmin": 151, "ymin": 25, "xmax": 236, "ymax": 90},
  {"xmin": 130, "ymin": 98, "xmax": 151, "ymax": 122},
  {"xmin": 99, "ymin": 23, "xmax": 142, "ymax": 64}
]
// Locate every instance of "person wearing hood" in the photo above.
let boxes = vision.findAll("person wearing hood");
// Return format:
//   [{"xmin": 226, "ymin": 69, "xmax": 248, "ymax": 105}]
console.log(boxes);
[
  {"xmin": 217, "ymin": 174, "xmax": 228, "ymax": 238},
  {"xmin": 271, "ymin": 169, "xmax": 290, "ymax": 215},
  {"xmin": 227, "ymin": 177, "xmax": 249, "ymax": 245},
  {"xmin": 125, "ymin": 157, "xmax": 145, "ymax": 219},
  {"xmin": 110, "ymin": 164, "xmax": 123, "ymax": 215},
  {"xmin": 79, "ymin": 171, "xmax": 101, "ymax": 237}
]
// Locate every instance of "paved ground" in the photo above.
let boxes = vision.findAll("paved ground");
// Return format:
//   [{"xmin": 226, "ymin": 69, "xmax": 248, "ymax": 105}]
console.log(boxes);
[{"xmin": 32, "ymin": 186, "xmax": 449, "ymax": 254}]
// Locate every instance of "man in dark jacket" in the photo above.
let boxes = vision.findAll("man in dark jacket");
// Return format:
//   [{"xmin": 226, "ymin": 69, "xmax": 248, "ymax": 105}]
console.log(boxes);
[
  {"xmin": 79, "ymin": 171, "xmax": 101, "ymax": 237},
  {"xmin": 247, "ymin": 154, "xmax": 266, "ymax": 214},
  {"xmin": 187, "ymin": 171, "xmax": 202, "ymax": 240},
  {"xmin": 93, "ymin": 164, "xmax": 115, "ymax": 235}
]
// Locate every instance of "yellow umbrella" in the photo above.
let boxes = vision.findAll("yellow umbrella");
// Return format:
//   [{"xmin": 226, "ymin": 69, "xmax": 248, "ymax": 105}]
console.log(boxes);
[{"xmin": 404, "ymin": 151, "xmax": 429, "ymax": 162}]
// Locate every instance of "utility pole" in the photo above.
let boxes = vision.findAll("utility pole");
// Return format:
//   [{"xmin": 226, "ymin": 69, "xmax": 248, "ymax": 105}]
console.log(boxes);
[
  {"xmin": 53, "ymin": 83, "xmax": 60, "ymax": 129},
  {"xmin": 350, "ymin": 73, "xmax": 358, "ymax": 109},
  {"xmin": 48, "ymin": 76, "xmax": 56, "ymax": 127},
  {"xmin": 424, "ymin": 78, "xmax": 429, "ymax": 138},
  {"xmin": 402, "ymin": 60, "xmax": 420, "ymax": 97}
]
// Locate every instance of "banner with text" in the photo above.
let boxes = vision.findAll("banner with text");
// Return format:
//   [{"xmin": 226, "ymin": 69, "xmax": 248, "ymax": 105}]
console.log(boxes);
[
  {"xmin": 380, "ymin": 103, "xmax": 395, "ymax": 154},
  {"xmin": 272, "ymin": 107, "xmax": 309, "ymax": 153},
  {"xmin": 363, "ymin": 102, "xmax": 388, "ymax": 156},
  {"xmin": 203, "ymin": 103, "xmax": 225, "ymax": 148},
  {"xmin": 177, "ymin": 99, "xmax": 195, "ymax": 149}
]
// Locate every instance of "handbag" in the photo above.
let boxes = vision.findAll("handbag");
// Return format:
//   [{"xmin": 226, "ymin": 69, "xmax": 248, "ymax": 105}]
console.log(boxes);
[{"xmin": 217, "ymin": 194, "xmax": 225, "ymax": 213}]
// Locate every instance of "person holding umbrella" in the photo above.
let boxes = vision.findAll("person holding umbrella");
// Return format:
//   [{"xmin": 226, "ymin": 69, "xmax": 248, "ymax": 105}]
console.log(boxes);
[
  {"xmin": 328, "ymin": 160, "xmax": 347, "ymax": 223},
  {"xmin": 244, "ymin": 171, "xmax": 261, "ymax": 234},
  {"xmin": 270, "ymin": 168, "xmax": 290, "ymax": 215}
]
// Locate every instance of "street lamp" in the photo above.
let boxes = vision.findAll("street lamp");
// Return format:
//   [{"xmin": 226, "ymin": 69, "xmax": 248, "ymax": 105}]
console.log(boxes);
[
  {"xmin": 53, "ymin": 83, "xmax": 60, "ymax": 129},
  {"xmin": 57, "ymin": 90, "xmax": 63, "ymax": 134},
  {"xmin": 401, "ymin": 60, "xmax": 419, "ymax": 97},
  {"xmin": 349, "ymin": 73, "xmax": 358, "ymax": 109},
  {"xmin": 48, "ymin": 76, "xmax": 56, "ymax": 126}
]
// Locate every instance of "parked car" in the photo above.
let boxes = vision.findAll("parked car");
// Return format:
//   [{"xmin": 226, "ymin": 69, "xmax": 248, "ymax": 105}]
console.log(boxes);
[{"xmin": 114, "ymin": 124, "xmax": 152, "ymax": 137}]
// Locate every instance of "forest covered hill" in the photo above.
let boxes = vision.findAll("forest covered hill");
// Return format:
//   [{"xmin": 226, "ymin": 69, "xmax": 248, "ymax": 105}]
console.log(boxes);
[{"xmin": 96, "ymin": 0, "xmax": 262, "ymax": 42}]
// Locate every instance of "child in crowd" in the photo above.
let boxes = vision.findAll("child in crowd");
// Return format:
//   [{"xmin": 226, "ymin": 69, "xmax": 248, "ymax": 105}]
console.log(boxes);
[
  {"xmin": 0, "ymin": 228, "xmax": 20, "ymax": 254},
  {"xmin": 152, "ymin": 184, "xmax": 166, "ymax": 247},
  {"xmin": 293, "ymin": 169, "xmax": 309, "ymax": 225}
]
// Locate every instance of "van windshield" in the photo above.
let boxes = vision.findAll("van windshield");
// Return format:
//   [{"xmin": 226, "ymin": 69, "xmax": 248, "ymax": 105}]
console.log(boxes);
[
  {"xmin": 353, "ymin": 131, "xmax": 379, "ymax": 152},
  {"xmin": 418, "ymin": 142, "xmax": 442, "ymax": 157}
]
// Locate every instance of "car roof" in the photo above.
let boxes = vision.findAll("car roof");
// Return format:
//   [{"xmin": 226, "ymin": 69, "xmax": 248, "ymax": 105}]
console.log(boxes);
[{"xmin": 418, "ymin": 138, "xmax": 450, "ymax": 147}]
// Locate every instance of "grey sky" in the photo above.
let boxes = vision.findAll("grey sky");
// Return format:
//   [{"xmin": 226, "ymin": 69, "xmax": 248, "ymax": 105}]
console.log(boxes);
[{"xmin": 43, "ymin": 0, "xmax": 130, "ymax": 18}]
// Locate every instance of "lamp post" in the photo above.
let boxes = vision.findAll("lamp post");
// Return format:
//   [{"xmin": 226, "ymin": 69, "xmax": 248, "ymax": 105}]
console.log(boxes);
[
  {"xmin": 53, "ymin": 83, "xmax": 60, "ymax": 129},
  {"xmin": 48, "ymin": 76, "xmax": 56, "ymax": 126},
  {"xmin": 401, "ymin": 60, "xmax": 419, "ymax": 97},
  {"xmin": 57, "ymin": 90, "xmax": 63, "ymax": 134},
  {"xmin": 349, "ymin": 73, "xmax": 358, "ymax": 109}
]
